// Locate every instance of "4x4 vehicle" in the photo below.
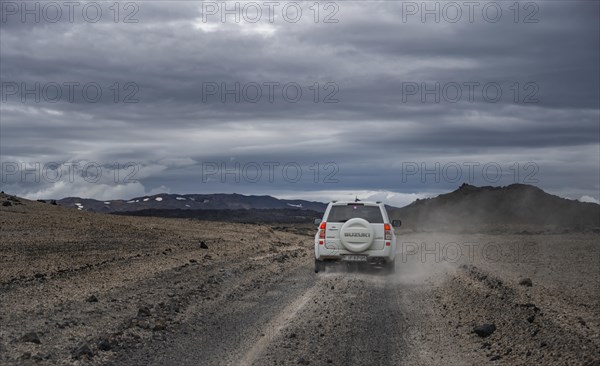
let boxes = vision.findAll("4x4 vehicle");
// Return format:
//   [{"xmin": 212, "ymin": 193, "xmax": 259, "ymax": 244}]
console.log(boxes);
[{"xmin": 314, "ymin": 201, "xmax": 401, "ymax": 273}]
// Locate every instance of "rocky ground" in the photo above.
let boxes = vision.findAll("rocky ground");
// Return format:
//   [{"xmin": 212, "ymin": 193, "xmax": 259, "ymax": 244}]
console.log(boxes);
[{"xmin": 1, "ymin": 193, "xmax": 599, "ymax": 365}]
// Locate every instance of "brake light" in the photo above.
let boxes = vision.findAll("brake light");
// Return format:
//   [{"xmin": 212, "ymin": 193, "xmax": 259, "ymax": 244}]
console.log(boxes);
[
  {"xmin": 384, "ymin": 223, "xmax": 392, "ymax": 240},
  {"xmin": 319, "ymin": 222, "xmax": 326, "ymax": 239}
]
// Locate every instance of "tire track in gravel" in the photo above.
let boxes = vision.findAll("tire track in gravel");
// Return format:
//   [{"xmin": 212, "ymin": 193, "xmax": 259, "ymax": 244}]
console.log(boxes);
[
  {"xmin": 111, "ymin": 264, "xmax": 318, "ymax": 366},
  {"xmin": 112, "ymin": 264, "xmax": 412, "ymax": 366},
  {"xmin": 251, "ymin": 268, "xmax": 410, "ymax": 365},
  {"xmin": 238, "ymin": 285, "xmax": 318, "ymax": 365}
]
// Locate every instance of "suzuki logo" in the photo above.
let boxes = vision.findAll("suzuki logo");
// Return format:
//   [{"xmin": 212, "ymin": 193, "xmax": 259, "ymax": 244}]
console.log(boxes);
[{"xmin": 344, "ymin": 232, "xmax": 370, "ymax": 237}]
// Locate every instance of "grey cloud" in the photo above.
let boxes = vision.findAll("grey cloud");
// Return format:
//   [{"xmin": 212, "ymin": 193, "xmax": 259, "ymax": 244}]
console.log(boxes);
[{"xmin": 1, "ymin": 0, "xmax": 598, "ymax": 202}]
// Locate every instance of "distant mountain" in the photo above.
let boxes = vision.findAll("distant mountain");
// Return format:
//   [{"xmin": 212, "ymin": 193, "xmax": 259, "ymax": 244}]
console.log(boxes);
[
  {"xmin": 390, "ymin": 183, "xmax": 600, "ymax": 232},
  {"xmin": 56, "ymin": 193, "xmax": 327, "ymax": 213},
  {"xmin": 55, "ymin": 185, "xmax": 600, "ymax": 231},
  {"xmin": 112, "ymin": 208, "xmax": 323, "ymax": 224}
]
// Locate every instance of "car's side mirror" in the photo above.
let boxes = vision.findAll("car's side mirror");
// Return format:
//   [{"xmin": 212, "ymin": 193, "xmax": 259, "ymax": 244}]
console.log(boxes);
[
  {"xmin": 314, "ymin": 218, "xmax": 322, "ymax": 225},
  {"xmin": 392, "ymin": 219, "xmax": 402, "ymax": 228}
]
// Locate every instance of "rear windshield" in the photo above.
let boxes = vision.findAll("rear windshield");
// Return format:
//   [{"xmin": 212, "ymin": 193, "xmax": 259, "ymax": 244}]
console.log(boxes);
[{"xmin": 327, "ymin": 205, "xmax": 384, "ymax": 223}]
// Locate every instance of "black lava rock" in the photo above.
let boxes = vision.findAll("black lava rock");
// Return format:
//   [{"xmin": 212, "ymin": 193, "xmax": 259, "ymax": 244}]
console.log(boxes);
[
  {"xmin": 200, "ymin": 241, "xmax": 209, "ymax": 249},
  {"xmin": 473, "ymin": 323, "xmax": 496, "ymax": 338},
  {"xmin": 274, "ymin": 253, "xmax": 290, "ymax": 263},
  {"xmin": 72, "ymin": 342, "xmax": 94, "ymax": 359},
  {"xmin": 519, "ymin": 278, "xmax": 533, "ymax": 287},
  {"xmin": 86, "ymin": 295, "xmax": 98, "ymax": 303},
  {"xmin": 20, "ymin": 332, "xmax": 41, "ymax": 344},
  {"xmin": 137, "ymin": 306, "xmax": 151, "ymax": 318},
  {"xmin": 97, "ymin": 338, "xmax": 112, "ymax": 351}
]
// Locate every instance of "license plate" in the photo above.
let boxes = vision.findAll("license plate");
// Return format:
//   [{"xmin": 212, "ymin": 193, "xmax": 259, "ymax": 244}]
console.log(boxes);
[{"xmin": 343, "ymin": 255, "xmax": 367, "ymax": 262}]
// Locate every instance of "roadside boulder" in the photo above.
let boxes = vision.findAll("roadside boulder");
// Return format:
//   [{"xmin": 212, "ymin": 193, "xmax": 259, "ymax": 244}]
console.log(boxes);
[
  {"xmin": 97, "ymin": 338, "xmax": 112, "ymax": 351},
  {"xmin": 274, "ymin": 253, "xmax": 290, "ymax": 263},
  {"xmin": 137, "ymin": 306, "xmax": 151, "ymax": 318},
  {"xmin": 519, "ymin": 278, "xmax": 533, "ymax": 287},
  {"xmin": 71, "ymin": 342, "xmax": 94, "ymax": 359},
  {"xmin": 473, "ymin": 323, "xmax": 496, "ymax": 338},
  {"xmin": 527, "ymin": 315, "xmax": 535, "ymax": 323},
  {"xmin": 86, "ymin": 295, "xmax": 98, "ymax": 303},
  {"xmin": 20, "ymin": 332, "xmax": 41, "ymax": 344}
]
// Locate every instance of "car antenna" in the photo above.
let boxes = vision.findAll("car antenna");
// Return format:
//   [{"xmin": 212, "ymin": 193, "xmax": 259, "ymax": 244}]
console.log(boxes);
[{"xmin": 354, "ymin": 196, "xmax": 361, "ymax": 202}]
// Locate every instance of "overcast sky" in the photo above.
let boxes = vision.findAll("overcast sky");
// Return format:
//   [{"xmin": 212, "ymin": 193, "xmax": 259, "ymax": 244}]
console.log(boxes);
[{"xmin": 1, "ymin": 0, "xmax": 598, "ymax": 206}]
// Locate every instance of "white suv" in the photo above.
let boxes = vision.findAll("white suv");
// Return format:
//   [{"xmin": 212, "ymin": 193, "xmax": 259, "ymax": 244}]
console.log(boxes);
[{"xmin": 314, "ymin": 201, "xmax": 401, "ymax": 273}]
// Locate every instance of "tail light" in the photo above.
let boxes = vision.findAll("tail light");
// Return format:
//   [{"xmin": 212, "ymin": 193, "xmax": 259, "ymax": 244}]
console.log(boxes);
[
  {"xmin": 319, "ymin": 222, "xmax": 326, "ymax": 239},
  {"xmin": 384, "ymin": 223, "xmax": 392, "ymax": 240}
]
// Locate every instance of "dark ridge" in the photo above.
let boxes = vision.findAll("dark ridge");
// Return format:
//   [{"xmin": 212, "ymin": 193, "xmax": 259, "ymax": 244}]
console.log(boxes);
[
  {"xmin": 391, "ymin": 183, "xmax": 600, "ymax": 233},
  {"xmin": 111, "ymin": 208, "xmax": 323, "ymax": 224},
  {"xmin": 56, "ymin": 193, "xmax": 327, "ymax": 213}
]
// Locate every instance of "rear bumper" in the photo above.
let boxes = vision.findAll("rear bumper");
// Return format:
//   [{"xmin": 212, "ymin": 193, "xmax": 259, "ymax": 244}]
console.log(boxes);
[
  {"xmin": 315, "ymin": 246, "xmax": 396, "ymax": 262},
  {"xmin": 318, "ymin": 256, "xmax": 394, "ymax": 265}
]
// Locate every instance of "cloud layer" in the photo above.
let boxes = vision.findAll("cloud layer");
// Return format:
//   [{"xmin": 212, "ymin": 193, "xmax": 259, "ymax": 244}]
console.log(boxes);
[{"xmin": 1, "ymin": 1, "xmax": 598, "ymax": 203}]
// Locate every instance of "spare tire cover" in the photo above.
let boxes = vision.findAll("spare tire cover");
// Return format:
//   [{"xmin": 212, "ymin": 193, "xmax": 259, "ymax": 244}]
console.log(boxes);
[{"xmin": 339, "ymin": 218, "xmax": 375, "ymax": 253}]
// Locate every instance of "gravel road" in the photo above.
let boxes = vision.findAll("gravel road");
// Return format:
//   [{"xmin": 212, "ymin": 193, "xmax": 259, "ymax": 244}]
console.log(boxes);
[{"xmin": 113, "ymin": 266, "xmax": 414, "ymax": 366}]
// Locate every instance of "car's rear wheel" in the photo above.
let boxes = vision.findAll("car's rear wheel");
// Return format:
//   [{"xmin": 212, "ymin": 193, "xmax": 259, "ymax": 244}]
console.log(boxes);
[
  {"xmin": 314, "ymin": 259, "xmax": 325, "ymax": 273},
  {"xmin": 383, "ymin": 260, "xmax": 396, "ymax": 274}
]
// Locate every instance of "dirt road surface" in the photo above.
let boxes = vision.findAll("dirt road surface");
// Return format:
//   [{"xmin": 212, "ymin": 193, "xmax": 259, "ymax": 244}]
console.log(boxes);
[{"xmin": 1, "ymin": 196, "xmax": 599, "ymax": 365}]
